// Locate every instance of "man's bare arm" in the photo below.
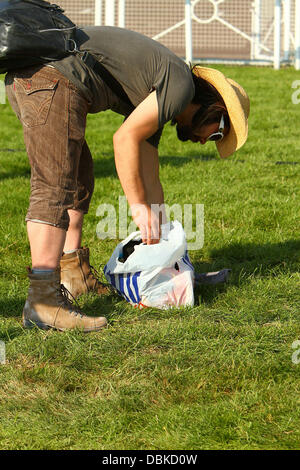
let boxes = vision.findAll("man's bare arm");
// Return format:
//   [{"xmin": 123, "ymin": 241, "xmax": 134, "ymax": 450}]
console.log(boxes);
[{"xmin": 113, "ymin": 91, "xmax": 163, "ymax": 243}]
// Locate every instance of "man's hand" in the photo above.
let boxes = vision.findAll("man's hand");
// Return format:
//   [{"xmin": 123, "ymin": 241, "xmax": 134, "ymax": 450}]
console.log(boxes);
[{"xmin": 130, "ymin": 203, "xmax": 160, "ymax": 245}]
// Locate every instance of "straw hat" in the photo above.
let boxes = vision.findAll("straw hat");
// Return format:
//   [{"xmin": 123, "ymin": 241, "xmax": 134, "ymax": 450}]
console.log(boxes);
[{"xmin": 192, "ymin": 66, "xmax": 250, "ymax": 158}]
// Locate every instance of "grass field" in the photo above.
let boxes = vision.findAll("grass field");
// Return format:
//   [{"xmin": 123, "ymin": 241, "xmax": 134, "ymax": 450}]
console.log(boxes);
[{"xmin": 0, "ymin": 65, "xmax": 299, "ymax": 450}]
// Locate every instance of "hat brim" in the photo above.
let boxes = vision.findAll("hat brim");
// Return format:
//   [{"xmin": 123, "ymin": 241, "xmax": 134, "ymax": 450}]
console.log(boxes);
[{"xmin": 192, "ymin": 67, "xmax": 250, "ymax": 158}]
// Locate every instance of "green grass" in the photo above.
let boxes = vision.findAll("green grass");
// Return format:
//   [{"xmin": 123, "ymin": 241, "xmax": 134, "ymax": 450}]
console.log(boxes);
[{"xmin": 0, "ymin": 65, "xmax": 300, "ymax": 450}]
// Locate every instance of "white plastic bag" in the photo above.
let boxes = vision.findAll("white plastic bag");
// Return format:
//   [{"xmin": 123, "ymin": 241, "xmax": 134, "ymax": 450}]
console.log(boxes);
[{"xmin": 103, "ymin": 221, "xmax": 194, "ymax": 309}]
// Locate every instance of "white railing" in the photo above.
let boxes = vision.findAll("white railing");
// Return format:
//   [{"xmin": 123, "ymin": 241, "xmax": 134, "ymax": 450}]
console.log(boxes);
[
  {"xmin": 60, "ymin": 0, "xmax": 300, "ymax": 69},
  {"xmin": 295, "ymin": 0, "xmax": 300, "ymax": 69},
  {"xmin": 94, "ymin": 0, "xmax": 126, "ymax": 27},
  {"xmin": 251, "ymin": 0, "xmax": 299, "ymax": 69}
]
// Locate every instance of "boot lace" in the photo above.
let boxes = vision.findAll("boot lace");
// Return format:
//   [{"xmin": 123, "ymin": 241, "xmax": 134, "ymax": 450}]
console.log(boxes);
[
  {"xmin": 89, "ymin": 264, "xmax": 115, "ymax": 294},
  {"xmin": 57, "ymin": 284, "xmax": 84, "ymax": 318}
]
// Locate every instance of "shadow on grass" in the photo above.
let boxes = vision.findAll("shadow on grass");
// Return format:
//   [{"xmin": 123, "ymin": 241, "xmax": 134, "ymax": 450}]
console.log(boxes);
[
  {"xmin": 208, "ymin": 239, "xmax": 300, "ymax": 272},
  {"xmin": 193, "ymin": 239, "xmax": 300, "ymax": 304},
  {"xmin": 0, "ymin": 149, "xmax": 30, "ymax": 180},
  {"xmin": 0, "ymin": 240, "xmax": 298, "ymax": 321},
  {"xmin": 0, "ymin": 149, "xmax": 231, "ymax": 181},
  {"xmin": 93, "ymin": 156, "xmax": 117, "ymax": 179},
  {"xmin": 92, "ymin": 152, "xmax": 219, "ymax": 179},
  {"xmin": 0, "ymin": 297, "xmax": 25, "ymax": 321},
  {"xmin": 0, "ymin": 166, "xmax": 30, "ymax": 180},
  {"xmin": 0, "ymin": 291, "xmax": 120, "ymax": 319},
  {"xmin": 159, "ymin": 152, "xmax": 218, "ymax": 164}
]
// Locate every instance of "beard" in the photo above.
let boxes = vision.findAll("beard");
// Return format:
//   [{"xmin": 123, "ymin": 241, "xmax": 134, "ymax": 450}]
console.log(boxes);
[
  {"xmin": 175, "ymin": 125, "xmax": 193, "ymax": 142},
  {"xmin": 171, "ymin": 119, "xmax": 194, "ymax": 142}
]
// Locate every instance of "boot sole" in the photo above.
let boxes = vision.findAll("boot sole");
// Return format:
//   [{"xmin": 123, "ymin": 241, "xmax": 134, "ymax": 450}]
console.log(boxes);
[{"xmin": 23, "ymin": 318, "xmax": 107, "ymax": 332}]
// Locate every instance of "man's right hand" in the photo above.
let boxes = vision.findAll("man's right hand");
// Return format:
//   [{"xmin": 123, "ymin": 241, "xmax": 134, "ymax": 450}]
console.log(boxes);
[{"xmin": 130, "ymin": 203, "xmax": 161, "ymax": 245}]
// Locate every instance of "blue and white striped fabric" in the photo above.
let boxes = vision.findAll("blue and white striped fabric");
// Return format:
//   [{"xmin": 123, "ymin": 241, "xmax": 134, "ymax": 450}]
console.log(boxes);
[
  {"xmin": 182, "ymin": 250, "xmax": 194, "ymax": 271},
  {"xmin": 104, "ymin": 264, "xmax": 142, "ymax": 305}
]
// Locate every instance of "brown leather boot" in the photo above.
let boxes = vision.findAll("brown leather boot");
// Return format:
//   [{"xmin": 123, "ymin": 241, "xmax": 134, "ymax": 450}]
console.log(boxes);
[
  {"xmin": 22, "ymin": 268, "xmax": 107, "ymax": 332},
  {"xmin": 60, "ymin": 247, "xmax": 111, "ymax": 299}
]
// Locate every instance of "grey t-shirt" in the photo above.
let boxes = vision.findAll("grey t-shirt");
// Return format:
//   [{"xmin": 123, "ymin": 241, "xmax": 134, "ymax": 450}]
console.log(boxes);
[{"xmin": 51, "ymin": 26, "xmax": 195, "ymax": 147}]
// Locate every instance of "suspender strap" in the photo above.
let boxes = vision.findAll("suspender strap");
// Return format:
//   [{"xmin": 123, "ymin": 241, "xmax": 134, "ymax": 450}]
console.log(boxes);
[{"xmin": 81, "ymin": 51, "xmax": 134, "ymax": 112}]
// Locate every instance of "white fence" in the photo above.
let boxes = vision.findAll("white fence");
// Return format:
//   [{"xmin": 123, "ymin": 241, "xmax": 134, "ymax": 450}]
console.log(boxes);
[{"xmin": 57, "ymin": 0, "xmax": 300, "ymax": 69}]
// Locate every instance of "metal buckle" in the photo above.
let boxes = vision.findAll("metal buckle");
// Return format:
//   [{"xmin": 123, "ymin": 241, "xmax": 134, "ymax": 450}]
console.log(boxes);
[{"xmin": 66, "ymin": 39, "xmax": 78, "ymax": 53}]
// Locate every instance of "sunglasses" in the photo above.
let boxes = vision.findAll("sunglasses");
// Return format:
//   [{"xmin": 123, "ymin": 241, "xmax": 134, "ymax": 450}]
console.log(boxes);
[{"xmin": 207, "ymin": 115, "xmax": 225, "ymax": 142}]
